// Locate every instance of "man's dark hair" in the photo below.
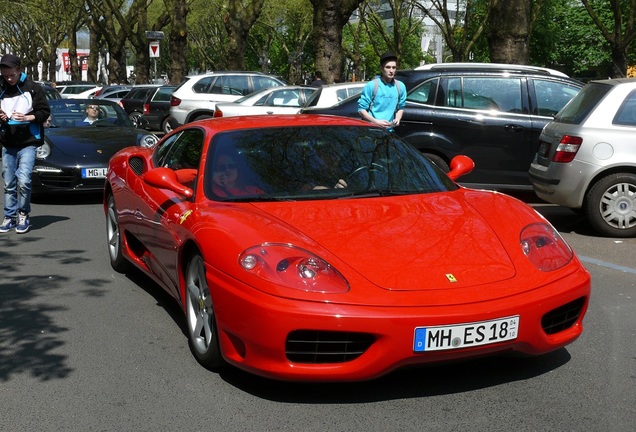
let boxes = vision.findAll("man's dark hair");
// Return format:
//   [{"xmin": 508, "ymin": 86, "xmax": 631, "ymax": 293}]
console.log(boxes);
[{"xmin": 315, "ymin": 71, "xmax": 322, "ymax": 79}]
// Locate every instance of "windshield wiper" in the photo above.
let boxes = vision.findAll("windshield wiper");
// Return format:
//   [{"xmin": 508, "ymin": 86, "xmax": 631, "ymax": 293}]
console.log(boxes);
[{"xmin": 338, "ymin": 189, "xmax": 416, "ymax": 199}]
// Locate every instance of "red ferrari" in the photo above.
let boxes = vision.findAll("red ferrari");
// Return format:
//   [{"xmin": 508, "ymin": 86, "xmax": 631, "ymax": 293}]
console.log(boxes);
[{"xmin": 105, "ymin": 114, "xmax": 591, "ymax": 381}]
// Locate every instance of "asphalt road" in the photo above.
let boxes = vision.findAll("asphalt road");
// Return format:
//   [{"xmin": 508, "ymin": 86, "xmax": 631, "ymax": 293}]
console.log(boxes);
[{"xmin": 0, "ymin": 193, "xmax": 634, "ymax": 432}]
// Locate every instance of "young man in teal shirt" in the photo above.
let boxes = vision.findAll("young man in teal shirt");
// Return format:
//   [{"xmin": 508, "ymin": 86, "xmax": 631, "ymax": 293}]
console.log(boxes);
[{"xmin": 358, "ymin": 52, "xmax": 406, "ymax": 131}]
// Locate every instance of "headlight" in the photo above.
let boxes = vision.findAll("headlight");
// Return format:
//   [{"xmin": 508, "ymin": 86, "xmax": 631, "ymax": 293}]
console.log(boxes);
[
  {"xmin": 139, "ymin": 133, "xmax": 159, "ymax": 148},
  {"xmin": 520, "ymin": 223, "xmax": 573, "ymax": 271},
  {"xmin": 239, "ymin": 243, "xmax": 350, "ymax": 293},
  {"xmin": 36, "ymin": 142, "xmax": 51, "ymax": 159}
]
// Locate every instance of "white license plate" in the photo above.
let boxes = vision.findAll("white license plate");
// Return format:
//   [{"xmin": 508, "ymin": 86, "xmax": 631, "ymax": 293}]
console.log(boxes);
[
  {"xmin": 81, "ymin": 168, "xmax": 107, "ymax": 179},
  {"xmin": 413, "ymin": 316, "xmax": 519, "ymax": 352}
]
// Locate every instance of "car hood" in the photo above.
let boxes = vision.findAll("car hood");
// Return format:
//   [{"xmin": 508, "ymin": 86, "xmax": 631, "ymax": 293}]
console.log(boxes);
[
  {"xmin": 250, "ymin": 192, "xmax": 517, "ymax": 291},
  {"xmin": 45, "ymin": 127, "xmax": 141, "ymax": 160}
]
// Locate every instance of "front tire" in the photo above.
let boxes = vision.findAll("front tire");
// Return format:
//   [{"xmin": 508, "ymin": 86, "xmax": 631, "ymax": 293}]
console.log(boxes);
[
  {"xmin": 106, "ymin": 194, "xmax": 132, "ymax": 272},
  {"xmin": 585, "ymin": 173, "xmax": 636, "ymax": 237},
  {"xmin": 185, "ymin": 254, "xmax": 224, "ymax": 369}
]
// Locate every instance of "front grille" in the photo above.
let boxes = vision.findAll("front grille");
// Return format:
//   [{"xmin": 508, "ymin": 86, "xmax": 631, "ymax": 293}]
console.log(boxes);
[
  {"xmin": 286, "ymin": 330, "xmax": 375, "ymax": 363},
  {"xmin": 129, "ymin": 156, "xmax": 146, "ymax": 176},
  {"xmin": 541, "ymin": 297, "xmax": 586, "ymax": 335}
]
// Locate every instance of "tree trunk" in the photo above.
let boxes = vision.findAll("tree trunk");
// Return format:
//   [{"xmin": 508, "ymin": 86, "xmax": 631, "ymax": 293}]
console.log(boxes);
[
  {"xmin": 170, "ymin": 0, "xmax": 188, "ymax": 83},
  {"xmin": 310, "ymin": 0, "xmax": 364, "ymax": 84},
  {"xmin": 488, "ymin": 0, "xmax": 530, "ymax": 64},
  {"xmin": 609, "ymin": 43, "xmax": 628, "ymax": 78},
  {"xmin": 224, "ymin": 0, "xmax": 266, "ymax": 70}
]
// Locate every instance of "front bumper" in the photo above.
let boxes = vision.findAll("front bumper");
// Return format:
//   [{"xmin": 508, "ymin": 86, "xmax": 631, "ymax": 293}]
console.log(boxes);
[
  {"xmin": 32, "ymin": 165, "xmax": 106, "ymax": 193},
  {"xmin": 208, "ymin": 263, "xmax": 591, "ymax": 382}
]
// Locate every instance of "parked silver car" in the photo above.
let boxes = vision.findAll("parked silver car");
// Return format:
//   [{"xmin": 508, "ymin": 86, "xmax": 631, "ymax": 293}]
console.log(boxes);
[{"xmin": 529, "ymin": 78, "xmax": 636, "ymax": 237}]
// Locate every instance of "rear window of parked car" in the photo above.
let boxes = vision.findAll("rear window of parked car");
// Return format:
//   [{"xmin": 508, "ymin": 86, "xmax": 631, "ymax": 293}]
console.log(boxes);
[
  {"xmin": 613, "ymin": 90, "xmax": 636, "ymax": 127},
  {"xmin": 554, "ymin": 82, "xmax": 612, "ymax": 125}
]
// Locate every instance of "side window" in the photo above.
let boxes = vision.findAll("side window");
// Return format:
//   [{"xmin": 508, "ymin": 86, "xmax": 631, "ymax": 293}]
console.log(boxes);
[
  {"xmin": 461, "ymin": 77, "xmax": 521, "ymax": 111},
  {"xmin": 613, "ymin": 90, "xmax": 636, "ymax": 126},
  {"xmin": 153, "ymin": 132, "xmax": 182, "ymax": 167},
  {"xmin": 253, "ymin": 76, "xmax": 283, "ymax": 92},
  {"xmin": 158, "ymin": 129, "xmax": 205, "ymax": 170},
  {"xmin": 226, "ymin": 76, "xmax": 250, "ymax": 95},
  {"xmin": 406, "ymin": 78, "xmax": 439, "ymax": 105},
  {"xmin": 193, "ymin": 76, "xmax": 214, "ymax": 93},
  {"xmin": 269, "ymin": 89, "xmax": 296, "ymax": 106},
  {"xmin": 335, "ymin": 88, "xmax": 348, "ymax": 102},
  {"xmin": 533, "ymin": 79, "xmax": 581, "ymax": 117}
]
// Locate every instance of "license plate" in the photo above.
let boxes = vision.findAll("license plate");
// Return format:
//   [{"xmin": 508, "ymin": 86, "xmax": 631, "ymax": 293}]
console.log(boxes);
[
  {"xmin": 81, "ymin": 167, "xmax": 107, "ymax": 179},
  {"xmin": 413, "ymin": 316, "xmax": 519, "ymax": 352}
]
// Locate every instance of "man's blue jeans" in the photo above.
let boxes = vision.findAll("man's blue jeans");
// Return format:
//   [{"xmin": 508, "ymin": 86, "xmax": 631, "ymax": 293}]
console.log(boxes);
[{"xmin": 2, "ymin": 145, "xmax": 36, "ymax": 217}]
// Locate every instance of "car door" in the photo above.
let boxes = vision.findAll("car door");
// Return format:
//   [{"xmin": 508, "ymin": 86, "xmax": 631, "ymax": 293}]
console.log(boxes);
[
  {"xmin": 401, "ymin": 75, "xmax": 534, "ymax": 187},
  {"xmin": 132, "ymin": 128, "xmax": 205, "ymax": 296}
]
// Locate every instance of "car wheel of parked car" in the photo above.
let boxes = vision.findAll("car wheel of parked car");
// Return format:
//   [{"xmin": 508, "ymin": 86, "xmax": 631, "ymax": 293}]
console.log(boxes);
[
  {"xmin": 129, "ymin": 111, "xmax": 142, "ymax": 127},
  {"xmin": 106, "ymin": 194, "xmax": 132, "ymax": 273},
  {"xmin": 162, "ymin": 118, "xmax": 173, "ymax": 134},
  {"xmin": 185, "ymin": 254, "xmax": 224, "ymax": 369},
  {"xmin": 423, "ymin": 153, "xmax": 450, "ymax": 172},
  {"xmin": 191, "ymin": 114, "xmax": 213, "ymax": 123},
  {"xmin": 585, "ymin": 173, "xmax": 636, "ymax": 237}
]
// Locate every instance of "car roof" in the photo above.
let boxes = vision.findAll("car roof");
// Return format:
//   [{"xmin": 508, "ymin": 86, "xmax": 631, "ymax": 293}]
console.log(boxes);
[
  {"xmin": 184, "ymin": 71, "xmax": 282, "ymax": 79},
  {"xmin": 317, "ymin": 81, "xmax": 367, "ymax": 88},
  {"xmin": 182, "ymin": 114, "xmax": 372, "ymax": 130},
  {"xmin": 410, "ymin": 62, "xmax": 570, "ymax": 78}
]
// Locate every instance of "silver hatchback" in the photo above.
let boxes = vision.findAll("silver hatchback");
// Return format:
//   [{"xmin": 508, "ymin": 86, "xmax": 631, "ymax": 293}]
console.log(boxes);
[{"xmin": 529, "ymin": 78, "xmax": 636, "ymax": 237}]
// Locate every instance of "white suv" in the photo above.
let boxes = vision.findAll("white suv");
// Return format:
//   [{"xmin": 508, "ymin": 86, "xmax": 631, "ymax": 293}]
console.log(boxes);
[{"xmin": 169, "ymin": 71, "xmax": 286, "ymax": 125}]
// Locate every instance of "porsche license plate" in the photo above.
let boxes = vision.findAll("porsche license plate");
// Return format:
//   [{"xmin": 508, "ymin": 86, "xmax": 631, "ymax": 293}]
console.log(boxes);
[
  {"xmin": 413, "ymin": 316, "xmax": 519, "ymax": 352},
  {"xmin": 81, "ymin": 168, "xmax": 107, "ymax": 179}
]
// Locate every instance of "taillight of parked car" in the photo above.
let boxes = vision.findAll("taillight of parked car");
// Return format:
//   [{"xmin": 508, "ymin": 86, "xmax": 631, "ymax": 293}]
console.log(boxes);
[
  {"xmin": 552, "ymin": 135, "xmax": 583, "ymax": 163},
  {"xmin": 143, "ymin": 103, "xmax": 150, "ymax": 115},
  {"xmin": 213, "ymin": 107, "xmax": 223, "ymax": 118},
  {"xmin": 170, "ymin": 96, "xmax": 181, "ymax": 107}
]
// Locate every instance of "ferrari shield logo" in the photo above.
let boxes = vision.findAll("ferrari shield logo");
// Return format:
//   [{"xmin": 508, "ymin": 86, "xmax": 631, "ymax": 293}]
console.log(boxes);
[{"xmin": 445, "ymin": 274, "xmax": 457, "ymax": 283}]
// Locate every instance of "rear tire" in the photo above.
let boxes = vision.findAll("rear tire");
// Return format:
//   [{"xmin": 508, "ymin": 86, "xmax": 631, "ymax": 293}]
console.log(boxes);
[
  {"xmin": 161, "ymin": 117, "xmax": 173, "ymax": 134},
  {"xmin": 129, "ymin": 111, "xmax": 142, "ymax": 128},
  {"xmin": 585, "ymin": 173, "xmax": 636, "ymax": 237}
]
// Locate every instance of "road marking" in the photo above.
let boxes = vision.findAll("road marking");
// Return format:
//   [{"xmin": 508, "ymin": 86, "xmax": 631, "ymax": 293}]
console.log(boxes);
[{"xmin": 578, "ymin": 255, "xmax": 636, "ymax": 275}]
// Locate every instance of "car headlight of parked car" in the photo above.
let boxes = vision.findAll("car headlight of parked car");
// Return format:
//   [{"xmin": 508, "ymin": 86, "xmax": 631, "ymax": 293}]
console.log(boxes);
[
  {"xmin": 520, "ymin": 223, "xmax": 573, "ymax": 271},
  {"xmin": 36, "ymin": 142, "xmax": 51, "ymax": 159},
  {"xmin": 239, "ymin": 243, "xmax": 350, "ymax": 294}
]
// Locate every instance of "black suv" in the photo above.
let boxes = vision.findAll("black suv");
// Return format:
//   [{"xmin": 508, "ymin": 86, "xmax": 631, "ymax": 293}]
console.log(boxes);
[
  {"xmin": 138, "ymin": 85, "xmax": 176, "ymax": 133},
  {"xmin": 300, "ymin": 64, "xmax": 583, "ymax": 190},
  {"xmin": 397, "ymin": 63, "xmax": 583, "ymax": 190},
  {"xmin": 119, "ymin": 85, "xmax": 161, "ymax": 127}
]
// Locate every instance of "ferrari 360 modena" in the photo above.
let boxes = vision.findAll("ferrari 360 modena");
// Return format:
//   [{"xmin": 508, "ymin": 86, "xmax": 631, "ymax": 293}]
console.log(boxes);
[{"xmin": 104, "ymin": 114, "xmax": 590, "ymax": 381}]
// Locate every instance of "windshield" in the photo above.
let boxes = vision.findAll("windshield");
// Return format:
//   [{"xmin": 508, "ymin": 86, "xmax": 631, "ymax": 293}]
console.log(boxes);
[
  {"xmin": 47, "ymin": 100, "xmax": 135, "ymax": 128},
  {"xmin": 204, "ymin": 125, "xmax": 457, "ymax": 201}
]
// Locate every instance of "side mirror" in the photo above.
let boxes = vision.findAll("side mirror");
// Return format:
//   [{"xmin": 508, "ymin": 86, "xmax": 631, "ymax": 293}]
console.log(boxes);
[
  {"xmin": 447, "ymin": 155, "xmax": 475, "ymax": 181},
  {"xmin": 143, "ymin": 167, "xmax": 194, "ymax": 198}
]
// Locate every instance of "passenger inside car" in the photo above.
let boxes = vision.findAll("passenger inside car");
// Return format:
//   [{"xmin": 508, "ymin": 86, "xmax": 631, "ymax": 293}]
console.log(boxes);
[{"xmin": 211, "ymin": 153, "xmax": 263, "ymax": 197}]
